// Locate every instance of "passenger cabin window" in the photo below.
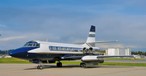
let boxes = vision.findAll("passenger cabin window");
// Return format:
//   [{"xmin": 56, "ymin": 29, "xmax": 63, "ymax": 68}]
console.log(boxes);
[
  {"xmin": 49, "ymin": 46, "xmax": 82, "ymax": 52},
  {"xmin": 24, "ymin": 41, "xmax": 40, "ymax": 47}
]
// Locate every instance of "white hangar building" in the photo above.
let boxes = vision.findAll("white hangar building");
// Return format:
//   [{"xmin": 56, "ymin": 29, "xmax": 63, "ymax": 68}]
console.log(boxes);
[{"xmin": 105, "ymin": 48, "xmax": 131, "ymax": 56}]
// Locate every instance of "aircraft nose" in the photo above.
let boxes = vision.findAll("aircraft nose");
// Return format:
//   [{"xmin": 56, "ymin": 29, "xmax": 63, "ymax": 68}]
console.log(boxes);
[
  {"xmin": 9, "ymin": 47, "xmax": 38, "ymax": 58},
  {"xmin": 9, "ymin": 51, "xmax": 13, "ymax": 56},
  {"xmin": 9, "ymin": 49, "xmax": 19, "ymax": 57},
  {"xmin": 9, "ymin": 47, "xmax": 28, "ymax": 58}
]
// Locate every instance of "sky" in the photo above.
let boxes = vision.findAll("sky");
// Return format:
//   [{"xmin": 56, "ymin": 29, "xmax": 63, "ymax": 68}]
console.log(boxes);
[{"xmin": 0, "ymin": 0, "xmax": 146, "ymax": 50}]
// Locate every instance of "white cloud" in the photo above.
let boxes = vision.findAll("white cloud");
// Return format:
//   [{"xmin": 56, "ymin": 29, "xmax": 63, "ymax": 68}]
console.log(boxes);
[{"xmin": 0, "ymin": 36, "xmax": 27, "ymax": 42}]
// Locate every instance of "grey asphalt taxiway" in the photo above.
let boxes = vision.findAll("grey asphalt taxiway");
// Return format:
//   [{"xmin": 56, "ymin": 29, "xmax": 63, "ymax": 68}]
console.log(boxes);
[{"xmin": 0, "ymin": 64, "xmax": 146, "ymax": 76}]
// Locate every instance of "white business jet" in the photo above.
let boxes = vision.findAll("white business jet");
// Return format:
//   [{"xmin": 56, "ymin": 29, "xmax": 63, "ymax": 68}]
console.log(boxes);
[{"xmin": 9, "ymin": 25, "xmax": 133, "ymax": 69}]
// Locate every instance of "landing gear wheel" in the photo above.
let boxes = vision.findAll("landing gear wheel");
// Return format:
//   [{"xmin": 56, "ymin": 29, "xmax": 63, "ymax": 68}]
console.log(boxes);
[
  {"xmin": 37, "ymin": 65, "xmax": 43, "ymax": 70},
  {"xmin": 99, "ymin": 60, "xmax": 104, "ymax": 63},
  {"xmin": 80, "ymin": 63, "xmax": 86, "ymax": 68},
  {"xmin": 57, "ymin": 62, "xmax": 62, "ymax": 67}
]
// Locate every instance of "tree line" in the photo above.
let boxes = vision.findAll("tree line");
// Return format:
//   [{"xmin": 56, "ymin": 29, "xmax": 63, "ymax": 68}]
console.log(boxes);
[{"xmin": 131, "ymin": 51, "xmax": 146, "ymax": 56}]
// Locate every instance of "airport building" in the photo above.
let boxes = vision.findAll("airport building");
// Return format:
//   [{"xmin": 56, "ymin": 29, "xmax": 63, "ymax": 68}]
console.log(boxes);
[
  {"xmin": 105, "ymin": 48, "xmax": 131, "ymax": 56},
  {"xmin": 95, "ymin": 43, "xmax": 131, "ymax": 56}
]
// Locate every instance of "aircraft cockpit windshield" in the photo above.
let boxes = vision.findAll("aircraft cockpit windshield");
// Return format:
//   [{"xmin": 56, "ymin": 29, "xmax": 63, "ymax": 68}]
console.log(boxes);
[{"xmin": 24, "ymin": 41, "xmax": 40, "ymax": 47}]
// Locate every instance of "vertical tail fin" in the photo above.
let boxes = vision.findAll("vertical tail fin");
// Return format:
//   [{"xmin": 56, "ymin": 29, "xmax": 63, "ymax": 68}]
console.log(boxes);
[{"xmin": 86, "ymin": 25, "xmax": 96, "ymax": 46}]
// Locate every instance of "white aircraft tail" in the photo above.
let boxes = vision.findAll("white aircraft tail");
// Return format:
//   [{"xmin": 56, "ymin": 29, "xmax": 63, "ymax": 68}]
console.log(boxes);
[{"xmin": 86, "ymin": 25, "xmax": 96, "ymax": 47}]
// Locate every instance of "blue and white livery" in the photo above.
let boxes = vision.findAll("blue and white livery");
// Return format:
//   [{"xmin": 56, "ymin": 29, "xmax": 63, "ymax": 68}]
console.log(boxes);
[{"xmin": 9, "ymin": 25, "xmax": 133, "ymax": 69}]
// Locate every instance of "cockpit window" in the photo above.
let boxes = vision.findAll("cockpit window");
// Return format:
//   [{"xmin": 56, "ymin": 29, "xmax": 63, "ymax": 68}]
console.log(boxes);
[{"xmin": 24, "ymin": 41, "xmax": 40, "ymax": 47}]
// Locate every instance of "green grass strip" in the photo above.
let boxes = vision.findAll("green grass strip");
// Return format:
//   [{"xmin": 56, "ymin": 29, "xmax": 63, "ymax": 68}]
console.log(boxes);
[
  {"xmin": 102, "ymin": 62, "xmax": 146, "ymax": 67},
  {"xmin": 0, "ymin": 58, "xmax": 146, "ymax": 67},
  {"xmin": 0, "ymin": 58, "xmax": 30, "ymax": 63}
]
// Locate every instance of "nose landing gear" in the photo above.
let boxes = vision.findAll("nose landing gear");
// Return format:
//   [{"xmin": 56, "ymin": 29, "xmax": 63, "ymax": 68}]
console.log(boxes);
[
  {"xmin": 37, "ymin": 62, "xmax": 44, "ymax": 70},
  {"xmin": 37, "ymin": 65, "xmax": 44, "ymax": 70}
]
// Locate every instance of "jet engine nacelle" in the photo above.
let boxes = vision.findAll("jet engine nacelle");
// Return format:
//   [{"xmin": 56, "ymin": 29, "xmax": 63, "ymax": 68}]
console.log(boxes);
[{"xmin": 81, "ymin": 56, "xmax": 104, "ymax": 63}]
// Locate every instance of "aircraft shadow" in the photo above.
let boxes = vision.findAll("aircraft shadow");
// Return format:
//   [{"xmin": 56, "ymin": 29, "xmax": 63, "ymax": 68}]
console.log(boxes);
[
  {"xmin": 24, "ymin": 65, "xmax": 81, "ymax": 70},
  {"xmin": 24, "ymin": 64, "xmax": 134, "ymax": 70}
]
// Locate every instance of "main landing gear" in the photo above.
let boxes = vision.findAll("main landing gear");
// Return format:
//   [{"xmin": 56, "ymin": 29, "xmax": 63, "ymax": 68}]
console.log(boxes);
[
  {"xmin": 36, "ymin": 61, "xmax": 62, "ymax": 70},
  {"xmin": 80, "ymin": 62, "xmax": 98, "ymax": 68},
  {"xmin": 57, "ymin": 61, "xmax": 62, "ymax": 67},
  {"xmin": 80, "ymin": 62, "xmax": 86, "ymax": 68}
]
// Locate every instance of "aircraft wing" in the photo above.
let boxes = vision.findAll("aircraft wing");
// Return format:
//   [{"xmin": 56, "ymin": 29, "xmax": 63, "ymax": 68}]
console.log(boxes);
[
  {"xmin": 81, "ymin": 55, "xmax": 134, "ymax": 62},
  {"xmin": 96, "ymin": 55, "xmax": 134, "ymax": 58},
  {"xmin": 61, "ymin": 55, "xmax": 134, "ymax": 61},
  {"xmin": 61, "ymin": 55, "xmax": 83, "ymax": 60}
]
